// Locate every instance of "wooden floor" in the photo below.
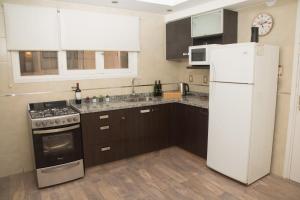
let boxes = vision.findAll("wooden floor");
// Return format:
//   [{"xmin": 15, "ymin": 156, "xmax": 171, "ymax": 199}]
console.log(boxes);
[{"xmin": 1, "ymin": 147, "xmax": 300, "ymax": 200}]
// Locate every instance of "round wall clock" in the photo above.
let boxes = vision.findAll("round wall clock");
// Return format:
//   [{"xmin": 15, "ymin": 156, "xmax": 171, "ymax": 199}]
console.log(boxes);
[{"xmin": 252, "ymin": 13, "xmax": 274, "ymax": 36}]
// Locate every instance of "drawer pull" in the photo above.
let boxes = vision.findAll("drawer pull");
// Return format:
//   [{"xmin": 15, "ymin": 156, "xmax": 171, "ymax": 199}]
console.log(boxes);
[
  {"xmin": 99, "ymin": 115, "xmax": 109, "ymax": 120},
  {"xmin": 140, "ymin": 109, "xmax": 150, "ymax": 114},
  {"xmin": 100, "ymin": 125, "xmax": 110, "ymax": 130},
  {"xmin": 101, "ymin": 147, "xmax": 111, "ymax": 151}
]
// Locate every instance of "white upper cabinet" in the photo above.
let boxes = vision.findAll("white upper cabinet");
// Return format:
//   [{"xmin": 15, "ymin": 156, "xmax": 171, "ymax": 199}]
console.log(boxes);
[
  {"xmin": 3, "ymin": 4, "xmax": 60, "ymax": 50},
  {"xmin": 192, "ymin": 9, "xmax": 223, "ymax": 38},
  {"xmin": 59, "ymin": 9, "xmax": 140, "ymax": 51}
]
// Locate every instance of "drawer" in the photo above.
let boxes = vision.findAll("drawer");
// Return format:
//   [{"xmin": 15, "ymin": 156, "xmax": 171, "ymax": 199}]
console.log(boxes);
[
  {"xmin": 94, "ymin": 124, "xmax": 123, "ymax": 143},
  {"xmin": 97, "ymin": 113, "xmax": 111, "ymax": 125},
  {"xmin": 86, "ymin": 110, "xmax": 122, "ymax": 125},
  {"xmin": 94, "ymin": 141, "xmax": 125, "ymax": 165}
]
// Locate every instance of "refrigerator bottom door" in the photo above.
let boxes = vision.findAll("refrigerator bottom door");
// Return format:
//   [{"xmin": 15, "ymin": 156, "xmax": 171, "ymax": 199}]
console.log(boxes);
[{"xmin": 207, "ymin": 82, "xmax": 253, "ymax": 184}]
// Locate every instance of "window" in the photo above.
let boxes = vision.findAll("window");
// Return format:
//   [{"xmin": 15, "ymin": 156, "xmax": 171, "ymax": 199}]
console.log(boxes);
[
  {"xmin": 12, "ymin": 50, "xmax": 138, "ymax": 82},
  {"xmin": 104, "ymin": 51, "xmax": 128, "ymax": 69},
  {"xmin": 66, "ymin": 51, "xmax": 96, "ymax": 70},
  {"xmin": 19, "ymin": 51, "xmax": 58, "ymax": 76}
]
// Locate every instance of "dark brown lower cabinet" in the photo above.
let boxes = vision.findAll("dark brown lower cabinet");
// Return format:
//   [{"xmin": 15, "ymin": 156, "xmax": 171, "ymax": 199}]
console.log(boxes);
[
  {"xmin": 81, "ymin": 103, "xmax": 208, "ymax": 168},
  {"xmin": 94, "ymin": 140, "xmax": 125, "ymax": 165}
]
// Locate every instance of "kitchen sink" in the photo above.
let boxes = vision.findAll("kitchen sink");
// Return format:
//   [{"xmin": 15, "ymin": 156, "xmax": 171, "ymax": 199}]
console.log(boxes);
[{"xmin": 124, "ymin": 97, "xmax": 152, "ymax": 102}]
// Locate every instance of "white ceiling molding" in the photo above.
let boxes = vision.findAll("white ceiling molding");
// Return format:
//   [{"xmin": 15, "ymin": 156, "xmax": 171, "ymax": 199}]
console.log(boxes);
[
  {"xmin": 136, "ymin": 0, "xmax": 189, "ymax": 6},
  {"xmin": 53, "ymin": 0, "xmax": 212, "ymax": 14},
  {"xmin": 164, "ymin": 0, "xmax": 249, "ymax": 22}
]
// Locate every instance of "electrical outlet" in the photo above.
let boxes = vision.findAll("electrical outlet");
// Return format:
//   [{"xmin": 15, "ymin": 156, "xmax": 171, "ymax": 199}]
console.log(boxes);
[
  {"xmin": 278, "ymin": 65, "xmax": 283, "ymax": 77},
  {"xmin": 189, "ymin": 74, "xmax": 194, "ymax": 83},
  {"xmin": 203, "ymin": 75, "xmax": 208, "ymax": 84}
]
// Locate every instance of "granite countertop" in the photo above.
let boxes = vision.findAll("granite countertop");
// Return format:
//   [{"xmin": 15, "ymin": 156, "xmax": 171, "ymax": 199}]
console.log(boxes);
[{"xmin": 70, "ymin": 94, "xmax": 209, "ymax": 114}]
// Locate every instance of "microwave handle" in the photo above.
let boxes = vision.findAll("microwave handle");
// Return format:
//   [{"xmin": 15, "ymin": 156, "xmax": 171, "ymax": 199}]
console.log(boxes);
[{"xmin": 183, "ymin": 52, "xmax": 189, "ymax": 56}]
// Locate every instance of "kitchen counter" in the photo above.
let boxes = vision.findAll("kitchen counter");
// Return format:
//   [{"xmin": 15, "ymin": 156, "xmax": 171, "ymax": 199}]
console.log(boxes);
[{"xmin": 70, "ymin": 94, "xmax": 209, "ymax": 114}]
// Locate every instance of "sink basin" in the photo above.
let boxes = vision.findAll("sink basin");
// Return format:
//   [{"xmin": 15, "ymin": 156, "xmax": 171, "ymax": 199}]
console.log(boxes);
[{"xmin": 124, "ymin": 97, "xmax": 152, "ymax": 102}]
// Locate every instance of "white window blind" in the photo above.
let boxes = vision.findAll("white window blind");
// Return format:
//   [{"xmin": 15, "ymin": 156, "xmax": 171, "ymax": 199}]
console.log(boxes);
[
  {"xmin": 3, "ymin": 4, "xmax": 60, "ymax": 50},
  {"xmin": 59, "ymin": 9, "xmax": 140, "ymax": 51}
]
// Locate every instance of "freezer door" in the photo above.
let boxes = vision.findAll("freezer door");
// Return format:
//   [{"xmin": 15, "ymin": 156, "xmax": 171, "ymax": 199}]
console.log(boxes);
[
  {"xmin": 207, "ymin": 82, "xmax": 253, "ymax": 184},
  {"xmin": 210, "ymin": 43, "xmax": 255, "ymax": 84}
]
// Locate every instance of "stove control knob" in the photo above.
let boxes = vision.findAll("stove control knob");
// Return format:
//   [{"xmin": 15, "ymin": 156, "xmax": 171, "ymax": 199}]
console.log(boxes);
[
  {"xmin": 73, "ymin": 117, "xmax": 78, "ymax": 122},
  {"xmin": 67, "ymin": 118, "xmax": 72, "ymax": 123},
  {"xmin": 55, "ymin": 119, "xmax": 60, "ymax": 124},
  {"xmin": 42, "ymin": 121, "xmax": 47, "ymax": 127},
  {"xmin": 35, "ymin": 122, "xmax": 42, "ymax": 127},
  {"xmin": 49, "ymin": 120, "xmax": 54, "ymax": 125}
]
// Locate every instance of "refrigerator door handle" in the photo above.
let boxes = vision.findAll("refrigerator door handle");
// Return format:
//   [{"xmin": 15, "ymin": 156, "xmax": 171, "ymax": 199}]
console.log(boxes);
[{"xmin": 210, "ymin": 63, "xmax": 216, "ymax": 82}]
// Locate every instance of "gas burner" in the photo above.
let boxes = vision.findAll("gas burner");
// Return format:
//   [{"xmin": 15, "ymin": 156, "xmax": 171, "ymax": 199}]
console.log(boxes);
[
  {"xmin": 28, "ymin": 101, "xmax": 80, "ymax": 129},
  {"xmin": 29, "ymin": 107, "xmax": 77, "ymax": 119}
]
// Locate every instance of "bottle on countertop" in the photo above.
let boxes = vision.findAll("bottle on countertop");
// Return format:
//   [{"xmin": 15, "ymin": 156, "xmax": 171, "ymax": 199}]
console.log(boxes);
[
  {"xmin": 105, "ymin": 95, "xmax": 110, "ymax": 102},
  {"xmin": 75, "ymin": 83, "xmax": 82, "ymax": 104},
  {"xmin": 154, "ymin": 81, "xmax": 158, "ymax": 97},
  {"xmin": 158, "ymin": 80, "xmax": 162, "ymax": 96},
  {"xmin": 92, "ymin": 96, "xmax": 97, "ymax": 103}
]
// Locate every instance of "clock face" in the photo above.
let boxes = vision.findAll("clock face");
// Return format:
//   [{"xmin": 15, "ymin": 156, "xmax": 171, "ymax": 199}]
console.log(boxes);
[{"xmin": 252, "ymin": 13, "xmax": 273, "ymax": 36}]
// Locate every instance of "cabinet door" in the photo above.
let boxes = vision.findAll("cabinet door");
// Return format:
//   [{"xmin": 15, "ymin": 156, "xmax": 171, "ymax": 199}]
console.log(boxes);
[
  {"xmin": 152, "ymin": 104, "xmax": 171, "ymax": 150},
  {"xmin": 166, "ymin": 18, "xmax": 192, "ymax": 60},
  {"xmin": 192, "ymin": 9, "xmax": 223, "ymax": 38},
  {"xmin": 172, "ymin": 103, "xmax": 186, "ymax": 148},
  {"xmin": 94, "ymin": 140, "xmax": 125, "ymax": 165},
  {"xmin": 177, "ymin": 105, "xmax": 209, "ymax": 159},
  {"xmin": 122, "ymin": 108, "xmax": 139, "ymax": 158},
  {"xmin": 187, "ymin": 107, "xmax": 208, "ymax": 159},
  {"xmin": 138, "ymin": 107, "xmax": 155, "ymax": 154},
  {"xmin": 81, "ymin": 114, "xmax": 96, "ymax": 167}
]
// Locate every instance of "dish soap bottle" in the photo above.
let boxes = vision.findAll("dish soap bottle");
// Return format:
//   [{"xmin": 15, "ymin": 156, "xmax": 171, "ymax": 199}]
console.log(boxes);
[{"xmin": 75, "ymin": 83, "xmax": 82, "ymax": 104}]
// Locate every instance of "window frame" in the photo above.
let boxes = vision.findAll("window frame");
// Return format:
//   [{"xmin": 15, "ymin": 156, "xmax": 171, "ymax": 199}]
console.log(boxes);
[{"xmin": 11, "ymin": 50, "xmax": 138, "ymax": 83}]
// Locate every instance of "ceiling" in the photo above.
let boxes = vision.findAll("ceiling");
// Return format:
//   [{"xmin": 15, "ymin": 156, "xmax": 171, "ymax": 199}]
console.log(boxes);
[{"xmin": 55, "ymin": 0, "xmax": 213, "ymax": 14}]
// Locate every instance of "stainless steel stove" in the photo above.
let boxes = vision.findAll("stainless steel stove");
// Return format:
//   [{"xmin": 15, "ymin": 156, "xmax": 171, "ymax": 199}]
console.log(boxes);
[{"xmin": 28, "ymin": 100, "xmax": 84, "ymax": 188}]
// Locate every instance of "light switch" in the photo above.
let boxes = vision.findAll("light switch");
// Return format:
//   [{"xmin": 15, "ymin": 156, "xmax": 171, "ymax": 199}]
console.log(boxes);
[
  {"xmin": 203, "ymin": 75, "xmax": 208, "ymax": 84},
  {"xmin": 189, "ymin": 74, "xmax": 194, "ymax": 83}
]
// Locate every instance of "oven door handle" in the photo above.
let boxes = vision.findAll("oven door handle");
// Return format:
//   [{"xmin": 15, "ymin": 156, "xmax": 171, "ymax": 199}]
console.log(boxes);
[{"xmin": 33, "ymin": 124, "xmax": 80, "ymax": 135}]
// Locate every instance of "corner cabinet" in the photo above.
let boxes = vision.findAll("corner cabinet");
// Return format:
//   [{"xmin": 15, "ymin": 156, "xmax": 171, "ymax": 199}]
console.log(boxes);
[
  {"xmin": 166, "ymin": 18, "xmax": 192, "ymax": 60},
  {"xmin": 172, "ymin": 104, "xmax": 208, "ymax": 159}
]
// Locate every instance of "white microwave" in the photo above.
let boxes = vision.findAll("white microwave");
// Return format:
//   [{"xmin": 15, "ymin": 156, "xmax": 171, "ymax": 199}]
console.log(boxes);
[{"xmin": 188, "ymin": 44, "xmax": 218, "ymax": 66}]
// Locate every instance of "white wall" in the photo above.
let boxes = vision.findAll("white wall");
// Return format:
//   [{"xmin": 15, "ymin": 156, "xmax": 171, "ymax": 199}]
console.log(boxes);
[{"xmin": 0, "ymin": 0, "xmax": 182, "ymax": 177}]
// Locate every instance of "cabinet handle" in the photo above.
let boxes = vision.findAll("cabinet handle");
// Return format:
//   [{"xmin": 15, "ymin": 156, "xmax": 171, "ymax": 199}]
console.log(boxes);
[
  {"xmin": 99, "ymin": 115, "xmax": 109, "ymax": 120},
  {"xmin": 140, "ymin": 109, "xmax": 150, "ymax": 113},
  {"xmin": 100, "ymin": 125, "xmax": 110, "ymax": 130},
  {"xmin": 101, "ymin": 147, "xmax": 111, "ymax": 152},
  {"xmin": 183, "ymin": 52, "xmax": 189, "ymax": 56},
  {"xmin": 121, "ymin": 116, "xmax": 126, "ymax": 120}
]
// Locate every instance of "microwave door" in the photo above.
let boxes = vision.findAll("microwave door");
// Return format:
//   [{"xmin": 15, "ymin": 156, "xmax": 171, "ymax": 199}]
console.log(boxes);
[
  {"xmin": 192, "ymin": 49, "xmax": 206, "ymax": 61},
  {"xmin": 189, "ymin": 48, "xmax": 208, "ymax": 65}
]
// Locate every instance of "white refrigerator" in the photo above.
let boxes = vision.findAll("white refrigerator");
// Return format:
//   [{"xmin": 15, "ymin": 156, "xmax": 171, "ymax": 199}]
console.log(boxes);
[{"xmin": 207, "ymin": 43, "xmax": 279, "ymax": 185}]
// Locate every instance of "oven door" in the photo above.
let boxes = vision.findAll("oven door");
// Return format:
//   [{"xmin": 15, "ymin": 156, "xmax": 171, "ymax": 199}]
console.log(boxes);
[
  {"xmin": 32, "ymin": 124, "xmax": 83, "ymax": 169},
  {"xmin": 189, "ymin": 46, "xmax": 209, "ymax": 65}
]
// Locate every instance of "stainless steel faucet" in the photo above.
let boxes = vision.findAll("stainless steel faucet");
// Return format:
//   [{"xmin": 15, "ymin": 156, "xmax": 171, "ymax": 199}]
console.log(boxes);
[{"xmin": 131, "ymin": 78, "xmax": 136, "ymax": 96}]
